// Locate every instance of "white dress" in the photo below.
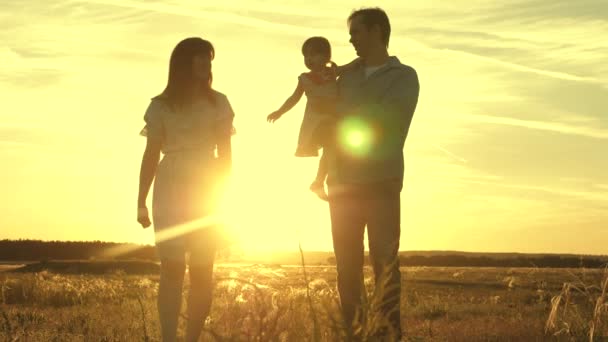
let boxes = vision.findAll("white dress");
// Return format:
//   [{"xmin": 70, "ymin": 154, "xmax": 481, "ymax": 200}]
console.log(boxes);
[{"xmin": 142, "ymin": 91, "xmax": 234, "ymax": 265}]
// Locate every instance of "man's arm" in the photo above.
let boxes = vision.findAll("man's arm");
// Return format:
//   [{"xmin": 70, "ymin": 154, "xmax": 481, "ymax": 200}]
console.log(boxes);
[
  {"xmin": 352, "ymin": 67, "xmax": 419, "ymax": 162},
  {"xmin": 379, "ymin": 67, "xmax": 420, "ymax": 143}
]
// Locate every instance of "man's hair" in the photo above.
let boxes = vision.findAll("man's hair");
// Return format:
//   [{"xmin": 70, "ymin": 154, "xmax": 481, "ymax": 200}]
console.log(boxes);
[
  {"xmin": 348, "ymin": 7, "xmax": 391, "ymax": 48},
  {"xmin": 301, "ymin": 36, "xmax": 332, "ymax": 58}
]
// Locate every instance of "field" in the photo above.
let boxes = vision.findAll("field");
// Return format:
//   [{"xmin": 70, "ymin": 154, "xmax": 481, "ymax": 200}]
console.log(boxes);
[{"xmin": 1, "ymin": 263, "xmax": 607, "ymax": 341}]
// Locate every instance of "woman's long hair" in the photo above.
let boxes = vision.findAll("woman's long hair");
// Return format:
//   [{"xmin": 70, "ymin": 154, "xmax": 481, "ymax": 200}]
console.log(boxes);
[{"xmin": 158, "ymin": 37, "xmax": 216, "ymax": 110}]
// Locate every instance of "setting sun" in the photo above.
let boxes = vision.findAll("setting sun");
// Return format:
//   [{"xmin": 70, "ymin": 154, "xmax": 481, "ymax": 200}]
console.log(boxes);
[
  {"xmin": 2, "ymin": 2, "xmax": 608, "ymax": 341},
  {"xmin": 0, "ymin": 0, "xmax": 606, "ymax": 256}
]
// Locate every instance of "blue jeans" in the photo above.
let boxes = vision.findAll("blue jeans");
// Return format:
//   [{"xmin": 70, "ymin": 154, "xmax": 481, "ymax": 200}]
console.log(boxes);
[{"xmin": 328, "ymin": 183, "xmax": 402, "ymax": 339}]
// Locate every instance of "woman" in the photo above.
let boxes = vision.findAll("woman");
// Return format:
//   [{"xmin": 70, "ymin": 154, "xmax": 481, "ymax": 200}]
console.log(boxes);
[{"xmin": 137, "ymin": 37, "xmax": 234, "ymax": 342}]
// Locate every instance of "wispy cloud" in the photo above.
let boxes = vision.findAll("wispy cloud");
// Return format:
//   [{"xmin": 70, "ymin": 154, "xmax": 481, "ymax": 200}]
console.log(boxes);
[
  {"xmin": 438, "ymin": 47, "xmax": 603, "ymax": 84},
  {"xmin": 460, "ymin": 113, "xmax": 608, "ymax": 139},
  {"xmin": 74, "ymin": 0, "xmax": 322, "ymax": 36},
  {"xmin": 62, "ymin": 0, "xmax": 607, "ymax": 89},
  {"xmin": 431, "ymin": 144, "xmax": 468, "ymax": 163},
  {"xmin": 458, "ymin": 178, "xmax": 608, "ymax": 206}
]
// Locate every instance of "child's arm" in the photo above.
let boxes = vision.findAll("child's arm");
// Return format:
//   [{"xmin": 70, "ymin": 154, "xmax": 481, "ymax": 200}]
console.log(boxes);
[{"xmin": 267, "ymin": 78, "xmax": 304, "ymax": 123}]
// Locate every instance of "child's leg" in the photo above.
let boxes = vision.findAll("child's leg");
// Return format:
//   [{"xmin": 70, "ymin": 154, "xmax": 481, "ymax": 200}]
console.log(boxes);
[
  {"xmin": 313, "ymin": 150, "xmax": 328, "ymax": 184},
  {"xmin": 310, "ymin": 150, "xmax": 328, "ymax": 201}
]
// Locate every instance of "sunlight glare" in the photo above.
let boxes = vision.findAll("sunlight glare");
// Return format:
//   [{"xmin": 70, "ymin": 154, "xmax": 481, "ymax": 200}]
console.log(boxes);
[{"xmin": 337, "ymin": 117, "xmax": 373, "ymax": 157}]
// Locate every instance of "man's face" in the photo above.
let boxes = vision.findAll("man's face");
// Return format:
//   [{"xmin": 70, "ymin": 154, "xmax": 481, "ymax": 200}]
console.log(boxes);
[{"xmin": 349, "ymin": 15, "xmax": 375, "ymax": 59}]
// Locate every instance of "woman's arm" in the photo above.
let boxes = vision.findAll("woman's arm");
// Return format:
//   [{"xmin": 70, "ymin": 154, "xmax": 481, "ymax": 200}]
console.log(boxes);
[
  {"xmin": 137, "ymin": 138, "xmax": 161, "ymax": 228},
  {"xmin": 214, "ymin": 121, "xmax": 233, "ymax": 211},
  {"xmin": 216, "ymin": 128, "xmax": 232, "ymax": 177},
  {"xmin": 267, "ymin": 79, "xmax": 304, "ymax": 123},
  {"xmin": 215, "ymin": 94, "xmax": 235, "ymax": 192}
]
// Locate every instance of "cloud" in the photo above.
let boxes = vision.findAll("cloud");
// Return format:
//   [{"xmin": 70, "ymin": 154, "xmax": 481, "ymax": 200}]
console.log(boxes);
[
  {"xmin": 402, "ymin": 26, "xmax": 605, "ymax": 85},
  {"xmin": 397, "ymin": 1, "xmax": 608, "ymax": 87},
  {"xmin": 0, "ymin": 68, "xmax": 65, "ymax": 88},
  {"xmin": 0, "ymin": 47, "xmax": 63, "ymax": 87},
  {"xmin": 485, "ymin": 0, "xmax": 608, "ymax": 23},
  {"xmin": 74, "ymin": 0, "xmax": 321, "ymax": 36},
  {"xmin": 441, "ymin": 47, "xmax": 601, "ymax": 83},
  {"xmin": 67, "ymin": 0, "xmax": 607, "ymax": 87},
  {"xmin": 0, "ymin": 1, "xmax": 161, "ymax": 89},
  {"xmin": 430, "ymin": 144, "xmax": 468, "ymax": 163},
  {"xmin": 459, "ymin": 113, "xmax": 608, "ymax": 140},
  {"xmin": 458, "ymin": 178, "xmax": 608, "ymax": 205},
  {"xmin": 0, "ymin": 124, "xmax": 98, "ymax": 157}
]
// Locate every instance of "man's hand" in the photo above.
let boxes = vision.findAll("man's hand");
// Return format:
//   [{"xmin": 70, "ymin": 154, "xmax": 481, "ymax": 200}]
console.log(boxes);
[{"xmin": 328, "ymin": 61, "xmax": 338, "ymax": 77}]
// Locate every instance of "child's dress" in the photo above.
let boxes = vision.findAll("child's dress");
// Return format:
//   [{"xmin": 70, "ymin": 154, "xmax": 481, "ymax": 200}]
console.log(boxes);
[{"xmin": 295, "ymin": 73, "xmax": 338, "ymax": 157}]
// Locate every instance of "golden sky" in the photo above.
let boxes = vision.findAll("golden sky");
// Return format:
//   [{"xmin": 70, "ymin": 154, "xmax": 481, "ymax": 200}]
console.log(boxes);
[{"xmin": 1, "ymin": 0, "xmax": 607, "ymax": 254}]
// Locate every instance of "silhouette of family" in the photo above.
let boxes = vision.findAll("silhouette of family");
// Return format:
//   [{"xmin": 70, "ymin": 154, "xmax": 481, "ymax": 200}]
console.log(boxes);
[{"xmin": 137, "ymin": 7, "xmax": 419, "ymax": 342}]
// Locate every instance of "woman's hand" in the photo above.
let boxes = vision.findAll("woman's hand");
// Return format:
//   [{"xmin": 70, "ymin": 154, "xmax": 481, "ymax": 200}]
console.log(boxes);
[{"xmin": 137, "ymin": 207, "xmax": 152, "ymax": 228}]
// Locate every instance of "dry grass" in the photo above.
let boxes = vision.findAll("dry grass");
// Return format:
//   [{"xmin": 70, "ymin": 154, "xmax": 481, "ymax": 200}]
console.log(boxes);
[
  {"xmin": 1, "ymin": 265, "xmax": 606, "ymax": 341},
  {"xmin": 545, "ymin": 268, "xmax": 608, "ymax": 341}
]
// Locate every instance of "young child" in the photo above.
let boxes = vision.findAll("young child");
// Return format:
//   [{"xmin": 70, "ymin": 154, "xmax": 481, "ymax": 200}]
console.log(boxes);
[{"xmin": 267, "ymin": 36, "xmax": 356, "ymax": 200}]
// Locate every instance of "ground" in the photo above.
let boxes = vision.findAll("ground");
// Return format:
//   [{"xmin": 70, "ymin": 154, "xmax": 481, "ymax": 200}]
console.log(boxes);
[{"xmin": 1, "ymin": 263, "xmax": 606, "ymax": 341}]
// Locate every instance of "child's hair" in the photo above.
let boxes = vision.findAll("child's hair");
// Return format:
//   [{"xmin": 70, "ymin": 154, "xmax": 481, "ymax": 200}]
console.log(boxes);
[{"xmin": 301, "ymin": 37, "xmax": 331, "ymax": 59}]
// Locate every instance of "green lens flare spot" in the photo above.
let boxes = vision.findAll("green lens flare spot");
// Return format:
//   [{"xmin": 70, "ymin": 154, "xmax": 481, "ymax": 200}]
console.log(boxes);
[
  {"xmin": 337, "ymin": 117, "xmax": 373, "ymax": 157},
  {"xmin": 347, "ymin": 131, "xmax": 365, "ymax": 147}
]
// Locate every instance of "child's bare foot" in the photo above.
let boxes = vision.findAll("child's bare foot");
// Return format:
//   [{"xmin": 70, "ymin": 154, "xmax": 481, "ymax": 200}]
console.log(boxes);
[{"xmin": 310, "ymin": 180, "xmax": 328, "ymax": 201}]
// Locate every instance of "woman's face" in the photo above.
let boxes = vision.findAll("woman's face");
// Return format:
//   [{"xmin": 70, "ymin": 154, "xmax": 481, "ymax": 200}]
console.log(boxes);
[{"xmin": 192, "ymin": 54, "xmax": 212, "ymax": 81}]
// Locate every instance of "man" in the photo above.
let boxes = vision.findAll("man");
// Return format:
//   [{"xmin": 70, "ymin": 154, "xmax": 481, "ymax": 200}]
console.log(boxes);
[{"xmin": 326, "ymin": 7, "xmax": 419, "ymax": 340}]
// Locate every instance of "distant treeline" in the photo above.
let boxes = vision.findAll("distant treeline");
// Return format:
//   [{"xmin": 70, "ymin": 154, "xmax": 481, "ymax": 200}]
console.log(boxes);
[
  {"xmin": 398, "ymin": 254, "xmax": 608, "ymax": 268},
  {"xmin": 0, "ymin": 239, "xmax": 158, "ymax": 261},
  {"xmin": 2, "ymin": 240, "xmax": 607, "ymax": 268},
  {"xmin": 325, "ymin": 254, "xmax": 608, "ymax": 268}
]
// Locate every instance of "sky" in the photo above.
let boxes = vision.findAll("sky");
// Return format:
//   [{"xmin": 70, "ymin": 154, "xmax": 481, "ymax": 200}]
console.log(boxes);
[{"xmin": 1, "ymin": 0, "xmax": 607, "ymax": 255}]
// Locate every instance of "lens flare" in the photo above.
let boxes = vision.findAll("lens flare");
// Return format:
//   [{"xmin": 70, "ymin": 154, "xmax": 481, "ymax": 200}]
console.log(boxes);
[{"xmin": 337, "ymin": 117, "xmax": 373, "ymax": 157}]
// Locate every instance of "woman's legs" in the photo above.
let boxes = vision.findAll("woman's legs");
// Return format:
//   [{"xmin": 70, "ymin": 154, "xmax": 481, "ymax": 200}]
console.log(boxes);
[
  {"xmin": 185, "ymin": 263, "xmax": 215, "ymax": 342},
  {"xmin": 158, "ymin": 258, "xmax": 186, "ymax": 342}
]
